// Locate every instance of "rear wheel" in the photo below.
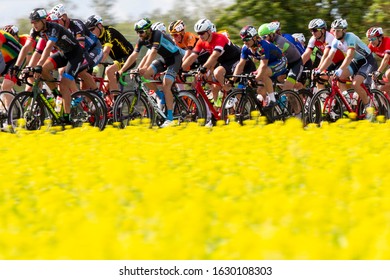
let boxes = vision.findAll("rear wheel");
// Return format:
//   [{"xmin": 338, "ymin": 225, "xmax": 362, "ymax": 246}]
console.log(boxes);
[
  {"xmin": 270, "ymin": 90, "xmax": 304, "ymax": 123},
  {"xmin": 0, "ymin": 91, "xmax": 15, "ymax": 129},
  {"xmin": 174, "ymin": 90, "xmax": 206, "ymax": 124}
]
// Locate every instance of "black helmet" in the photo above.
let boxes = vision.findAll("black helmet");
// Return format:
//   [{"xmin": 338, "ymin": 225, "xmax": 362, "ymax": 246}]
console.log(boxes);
[
  {"xmin": 29, "ymin": 8, "xmax": 47, "ymax": 21},
  {"xmin": 85, "ymin": 15, "xmax": 103, "ymax": 29}
]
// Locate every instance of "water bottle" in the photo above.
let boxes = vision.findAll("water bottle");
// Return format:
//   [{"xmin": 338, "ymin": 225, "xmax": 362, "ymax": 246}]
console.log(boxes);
[
  {"xmin": 351, "ymin": 92, "xmax": 358, "ymax": 106},
  {"xmin": 342, "ymin": 90, "xmax": 351, "ymax": 104},
  {"xmin": 55, "ymin": 96, "xmax": 63, "ymax": 113},
  {"xmin": 278, "ymin": 94, "xmax": 287, "ymax": 108},
  {"xmin": 148, "ymin": 90, "xmax": 158, "ymax": 103}
]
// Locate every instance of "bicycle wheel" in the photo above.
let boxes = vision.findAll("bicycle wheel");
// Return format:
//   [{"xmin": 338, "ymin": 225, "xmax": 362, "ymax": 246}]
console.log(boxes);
[
  {"xmin": 8, "ymin": 91, "xmax": 45, "ymax": 130},
  {"xmin": 0, "ymin": 91, "xmax": 15, "ymax": 129},
  {"xmin": 86, "ymin": 90, "xmax": 108, "ymax": 129},
  {"xmin": 174, "ymin": 90, "xmax": 206, "ymax": 124},
  {"xmin": 112, "ymin": 90, "xmax": 153, "ymax": 128},
  {"xmin": 270, "ymin": 90, "xmax": 304, "ymax": 123},
  {"xmin": 220, "ymin": 88, "xmax": 258, "ymax": 125},
  {"xmin": 70, "ymin": 91, "xmax": 106, "ymax": 130},
  {"xmin": 308, "ymin": 88, "xmax": 344, "ymax": 124},
  {"xmin": 357, "ymin": 89, "xmax": 390, "ymax": 120}
]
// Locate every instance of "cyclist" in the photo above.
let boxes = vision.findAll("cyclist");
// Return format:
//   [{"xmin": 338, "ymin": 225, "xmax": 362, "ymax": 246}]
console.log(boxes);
[
  {"xmin": 50, "ymin": 4, "xmax": 103, "ymax": 91},
  {"xmin": 151, "ymin": 22, "xmax": 167, "ymax": 34},
  {"xmin": 366, "ymin": 27, "xmax": 390, "ymax": 93},
  {"xmin": 259, "ymin": 22, "xmax": 303, "ymax": 91},
  {"xmin": 85, "ymin": 14, "xmax": 135, "ymax": 95},
  {"xmin": 301, "ymin": 19, "xmax": 345, "ymax": 90},
  {"xmin": 232, "ymin": 25, "xmax": 287, "ymax": 107},
  {"xmin": 168, "ymin": 19, "xmax": 200, "ymax": 62},
  {"xmin": 0, "ymin": 28, "xmax": 24, "ymax": 92},
  {"xmin": 117, "ymin": 18, "xmax": 183, "ymax": 128},
  {"xmin": 316, "ymin": 19, "xmax": 377, "ymax": 116},
  {"xmin": 270, "ymin": 21, "xmax": 305, "ymax": 55},
  {"xmin": 182, "ymin": 18, "xmax": 241, "ymax": 105},
  {"xmin": 292, "ymin": 33, "xmax": 306, "ymax": 49},
  {"xmin": 13, "ymin": 8, "xmax": 85, "ymax": 125}
]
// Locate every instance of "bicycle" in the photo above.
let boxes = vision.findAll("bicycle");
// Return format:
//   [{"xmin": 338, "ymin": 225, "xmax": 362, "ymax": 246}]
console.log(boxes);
[
  {"xmin": 307, "ymin": 71, "xmax": 390, "ymax": 125},
  {"xmin": 219, "ymin": 73, "xmax": 305, "ymax": 125},
  {"xmin": 112, "ymin": 71, "xmax": 204, "ymax": 128},
  {"xmin": 0, "ymin": 90, "xmax": 15, "ymax": 130},
  {"xmin": 7, "ymin": 71, "xmax": 106, "ymax": 131}
]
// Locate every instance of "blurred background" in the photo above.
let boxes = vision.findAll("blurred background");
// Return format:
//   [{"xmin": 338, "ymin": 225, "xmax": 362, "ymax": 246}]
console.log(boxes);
[{"xmin": 2, "ymin": 0, "xmax": 389, "ymax": 45}]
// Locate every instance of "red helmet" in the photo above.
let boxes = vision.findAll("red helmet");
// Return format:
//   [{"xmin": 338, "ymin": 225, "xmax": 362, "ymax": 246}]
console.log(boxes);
[
  {"xmin": 366, "ymin": 27, "xmax": 383, "ymax": 38},
  {"xmin": 46, "ymin": 13, "xmax": 60, "ymax": 23}
]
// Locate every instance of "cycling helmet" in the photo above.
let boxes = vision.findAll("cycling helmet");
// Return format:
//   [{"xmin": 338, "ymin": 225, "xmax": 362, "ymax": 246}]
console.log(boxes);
[
  {"xmin": 366, "ymin": 27, "xmax": 383, "ymax": 38},
  {"xmin": 258, "ymin": 23, "xmax": 276, "ymax": 37},
  {"xmin": 194, "ymin": 18, "xmax": 212, "ymax": 33},
  {"xmin": 29, "ymin": 8, "xmax": 48, "ymax": 21},
  {"xmin": 331, "ymin": 19, "xmax": 348, "ymax": 29},
  {"xmin": 292, "ymin": 33, "xmax": 306, "ymax": 43},
  {"xmin": 168, "ymin": 20, "xmax": 185, "ymax": 35},
  {"xmin": 210, "ymin": 23, "xmax": 217, "ymax": 33},
  {"xmin": 50, "ymin": 4, "xmax": 66, "ymax": 17},
  {"xmin": 3, "ymin": 25, "xmax": 19, "ymax": 36},
  {"xmin": 151, "ymin": 22, "xmax": 166, "ymax": 33},
  {"xmin": 46, "ymin": 13, "xmax": 60, "ymax": 23},
  {"xmin": 308, "ymin": 18, "xmax": 327, "ymax": 30},
  {"xmin": 269, "ymin": 21, "xmax": 280, "ymax": 31},
  {"xmin": 240, "ymin": 25, "xmax": 258, "ymax": 40},
  {"xmin": 85, "ymin": 15, "xmax": 103, "ymax": 28},
  {"xmin": 134, "ymin": 18, "xmax": 152, "ymax": 32}
]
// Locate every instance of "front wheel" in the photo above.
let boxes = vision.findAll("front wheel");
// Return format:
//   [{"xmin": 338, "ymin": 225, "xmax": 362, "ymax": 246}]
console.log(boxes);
[
  {"xmin": 270, "ymin": 90, "xmax": 304, "ymax": 123},
  {"xmin": 174, "ymin": 90, "xmax": 206, "ymax": 124},
  {"xmin": 7, "ymin": 91, "xmax": 45, "ymax": 130}
]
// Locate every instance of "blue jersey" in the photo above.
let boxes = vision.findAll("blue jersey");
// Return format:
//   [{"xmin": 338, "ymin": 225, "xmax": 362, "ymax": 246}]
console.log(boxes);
[
  {"xmin": 283, "ymin": 33, "xmax": 305, "ymax": 55},
  {"xmin": 241, "ymin": 39, "xmax": 283, "ymax": 63}
]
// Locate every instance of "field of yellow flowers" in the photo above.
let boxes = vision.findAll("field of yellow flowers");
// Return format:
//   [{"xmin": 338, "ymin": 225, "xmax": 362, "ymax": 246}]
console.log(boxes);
[{"xmin": 1, "ymin": 118, "xmax": 390, "ymax": 260}]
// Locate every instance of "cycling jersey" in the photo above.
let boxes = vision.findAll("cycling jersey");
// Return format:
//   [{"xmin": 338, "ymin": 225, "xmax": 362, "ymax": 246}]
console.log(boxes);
[
  {"xmin": 193, "ymin": 32, "xmax": 240, "ymax": 63},
  {"xmin": 283, "ymin": 33, "xmax": 305, "ymax": 55},
  {"xmin": 330, "ymin": 32, "xmax": 372, "ymax": 60},
  {"xmin": 135, "ymin": 30, "xmax": 180, "ymax": 59},
  {"xmin": 0, "ymin": 30, "xmax": 22, "ymax": 63},
  {"xmin": 273, "ymin": 34, "xmax": 301, "ymax": 63},
  {"xmin": 28, "ymin": 22, "xmax": 80, "ymax": 53},
  {"xmin": 68, "ymin": 19, "xmax": 101, "ymax": 52},
  {"xmin": 307, "ymin": 31, "xmax": 344, "ymax": 64},
  {"xmin": 98, "ymin": 26, "xmax": 134, "ymax": 61},
  {"xmin": 174, "ymin": 31, "xmax": 198, "ymax": 50},
  {"xmin": 241, "ymin": 39, "xmax": 283, "ymax": 63},
  {"xmin": 368, "ymin": 36, "xmax": 390, "ymax": 65}
]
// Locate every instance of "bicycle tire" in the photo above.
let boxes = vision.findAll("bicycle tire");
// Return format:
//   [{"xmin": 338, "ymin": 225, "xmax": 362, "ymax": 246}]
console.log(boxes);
[
  {"xmin": 112, "ymin": 90, "xmax": 153, "ymax": 128},
  {"xmin": 174, "ymin": 90, "xmax": 206, "ymax": 124},
  {"xmin": 7, "ymin": 91, "xmax": 45, "ymax": 130},
  {"xmin": 220, "ymin": 88, "xmax": 258, "ymax": 125},
  {"xmin": 307, "ymin": 88, "xmax": 344, "ymax": 124},
  {"xmin": 270, "ymin": 90, "xmax": 304, "ymax": 123},
  {"xmin": 357, "ymin": 89, "xmax": 390, "ymax": 120},
  {"xmin": 70, "ymin": 90, "xmax": 106, "ymax": 130},
  {"xmin": 0, "ymin": 91, "xmax": 15, "ymax": 129},
  {"xmin": 86, "ymin": 90, "xmax": 108, "ymax": 129}
]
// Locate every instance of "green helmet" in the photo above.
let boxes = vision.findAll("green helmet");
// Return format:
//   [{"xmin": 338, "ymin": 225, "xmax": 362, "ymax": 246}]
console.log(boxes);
[
  {"xmin": 258, "ymin": 23, "xmax": 276, "ymax": 37},
  {"xmin": 134, "ymin": 18, "xmax": 152, "ymax": 31}
]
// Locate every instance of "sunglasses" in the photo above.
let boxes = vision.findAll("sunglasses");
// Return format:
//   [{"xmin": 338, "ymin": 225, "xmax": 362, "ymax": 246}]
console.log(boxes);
[
  {"xmin": 242, "ymin": 37, "xmax": 252, "ymax": 42},
  {"xmin": 137, "ymin": 30, "xmax": 146, "ymax": 34},
  {"xmin": 310, "ymin": 28, "xmax": 318, "ymax": 33},
  {"xmin": 368, "ymin": 37, "xmax": 377, "ymax": 42},
  {"xmin": 197, "ymin": 31, "xmax": 207, "ymax": 36}
]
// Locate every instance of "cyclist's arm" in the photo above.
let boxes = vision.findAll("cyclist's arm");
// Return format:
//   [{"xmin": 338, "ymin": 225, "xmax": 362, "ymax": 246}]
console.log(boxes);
[
  {"xmin": 141, "ymin": 48, "xmax": 157, "ymax": 70},
  {"xmin": 118, "ymin": 51, "xmax": 138, "ymax": 75},
  {"xmin": 337, "ymin": 48, "xmax": 354, "ymax": 73},
  {"xmin": 101, "ymin": 44, "xmax": 112, "ymax": 62},
  {"xmin": 202, "ymin": 50, "xmax": 221, "ymax": 70},
  {"xmin": 317, "ymin": 47, "xmax": 331, "ymax": 70},
  {"xmin": 318, "ymin": 49, "xmax": 335, "ymax": 72},
  {"xmin": 255, "ymin": 59, "xmax": 269, "ymax": 81},
  {"xmin": 15, "ymin": 38, "xmax": 35, "ymax": 67},
  {"xmin": 232, "ymin": 58, "xmax": 246, "ymax": 77},
  {"xmin": 182, "ymin": 52, "xmax": 198, "ymax": 71},
  {"xmin": 301, "ymin": 48, "xmax": 313, "ymax": 65},
  {"xmin": 378, "ymin": 52, "xmax": 390, "ymax": 74},
  {"xmin": 37, "ymin": 40, "xmax": 56, "ymax": 66},
  {"xmin": 138, "ymin": 49, "xmax": 151, "ymax": 69}
]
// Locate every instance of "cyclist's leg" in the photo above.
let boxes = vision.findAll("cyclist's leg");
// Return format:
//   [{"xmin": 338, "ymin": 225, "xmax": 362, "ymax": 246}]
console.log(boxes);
[{"xmin": 283, "ymin": 58, "xmax": 303, "ymax": 91}]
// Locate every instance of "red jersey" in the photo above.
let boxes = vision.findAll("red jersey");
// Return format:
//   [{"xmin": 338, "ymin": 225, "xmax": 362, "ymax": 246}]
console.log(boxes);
[
  {"xmin": 193, "ymin": 32, "xmax": 240, "ymax": 63},
  {"xmin": 368, "ymin": 36, "xmax": 390, "ymax": 65}
]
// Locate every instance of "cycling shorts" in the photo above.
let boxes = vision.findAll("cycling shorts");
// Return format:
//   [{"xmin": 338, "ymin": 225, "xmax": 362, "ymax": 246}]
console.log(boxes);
[{"xmin": 151, "ymin": 53, "xmax": 183, "ymax": 82}]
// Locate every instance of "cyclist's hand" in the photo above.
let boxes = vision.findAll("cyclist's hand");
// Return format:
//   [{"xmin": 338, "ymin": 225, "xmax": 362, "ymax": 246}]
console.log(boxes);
[
  {"xmin": 372, "ymin": 71, "xmax": 382, "ymax": 81},
  {"xmin": 9, "ymin": 65, "xmax": 20, "ymax": 77},
  {"xmin": 139, "ymin": 67, "xmax": 147, "ymax": 75},
  {"xmin": 313, "ymin": 68, "xmax": 321, "ymax": 76},
  {"xmin": 33, "ymin": 65, "xmax": 42, "ymax": 79},
  {"xmin": 334, "ymin": 68, "xmax": 343, "ymax": 78}
]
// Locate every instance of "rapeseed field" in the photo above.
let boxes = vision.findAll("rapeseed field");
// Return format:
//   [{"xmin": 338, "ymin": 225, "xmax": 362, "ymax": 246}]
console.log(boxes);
[{"xmin": 1, "ymin": 118, "xmax": 390, "ymax": 259}]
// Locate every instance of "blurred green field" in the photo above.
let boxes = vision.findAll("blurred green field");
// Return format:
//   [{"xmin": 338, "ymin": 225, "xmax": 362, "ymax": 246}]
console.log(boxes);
[{"xmin": 1, "ymin": 119, "xmax": 390, "ymax": 259}]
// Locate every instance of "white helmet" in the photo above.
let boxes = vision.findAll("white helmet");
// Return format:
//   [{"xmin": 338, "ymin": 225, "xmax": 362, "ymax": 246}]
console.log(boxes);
[
  {"xmin": 151, "ymin": 22, "xmax": 166, "ymax": 33},
  {"xmin": 50, "ymin": 4, "xmax": 67, "ymax": 17},
  {"xmin": 331, "ymin": 19, "xmax": 348, "ymax": 29},
  {"xmin": 194, "ymin": 18, "xmax": 212, "ymax": 33},
  {"xmin": 308, "ymin": 19, "xmax": 327, "ymax": 30},
  {"xmin": 292, "ymin": 33, "xmax": 306, "ymax": 43}
]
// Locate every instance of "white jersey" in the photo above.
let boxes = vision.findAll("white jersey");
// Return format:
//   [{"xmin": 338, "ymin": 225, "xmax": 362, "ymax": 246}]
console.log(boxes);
[{"xmin": 330, "ymin": 32, "xmax": 371, "ymax": 60}]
